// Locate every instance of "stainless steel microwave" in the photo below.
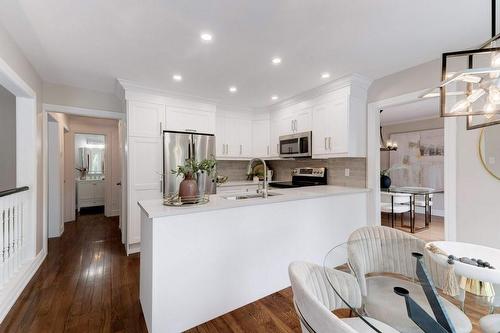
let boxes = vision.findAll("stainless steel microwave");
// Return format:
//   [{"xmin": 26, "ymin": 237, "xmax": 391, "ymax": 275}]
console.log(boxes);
[{"xmin": 279, "ymin": 131, "xmax": 312, "ymax": 158}]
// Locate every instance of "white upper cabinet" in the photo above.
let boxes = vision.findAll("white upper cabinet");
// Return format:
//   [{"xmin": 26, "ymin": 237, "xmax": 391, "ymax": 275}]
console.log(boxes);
[
  {"xmin": 312, "ymin": 94, "xmax": 349, "ymax": 156},
  {"xmin": 294, "ymin": 106, "xmax": 313, "ymax": 133},
  {"xmin": 311, "ymin": 78, "xmax": 369, "ymax": 158},
  {"xmin": 252, "ymin": 118, "xmax": 270, "ymax": 158},
  {"xmin": 165, "ymin": 106, "xmax": 215, "ymax": 134},
  {"xmin": 216, "ymin": 111, "xmax": 253, "ymax": 159},
  {"xmin": 274, "ymin": 106, "xmax": 312, "ymax": 137},
  {"xmin": 128, "ymin": 101, "xmax": 165, "ymax": 137}
]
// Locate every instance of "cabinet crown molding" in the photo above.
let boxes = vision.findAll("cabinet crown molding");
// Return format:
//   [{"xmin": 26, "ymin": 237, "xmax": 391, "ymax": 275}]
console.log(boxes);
[
  {"xmin": 268, "ymin": 73, "xmax": 372, "ymax": 111},
  {"xmin": 116, "ymin": 78, "xmax": 218, "ymax": 108}
]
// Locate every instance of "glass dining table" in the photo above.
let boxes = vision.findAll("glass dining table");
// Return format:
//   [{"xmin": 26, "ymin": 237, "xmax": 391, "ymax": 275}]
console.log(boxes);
[
  {"xmin": 381, "ymin": 187, "xmax": 444, "ymax": 233},
  {"xmin": 317, "ymin": 237, "xmax": 478, "ymax": 333}
]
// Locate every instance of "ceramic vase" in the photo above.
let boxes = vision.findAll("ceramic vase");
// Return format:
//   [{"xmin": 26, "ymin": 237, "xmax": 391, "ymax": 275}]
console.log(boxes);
[
  {"xmin": 380, "ymin": 175, "xmax": 391, "ymax": 189},
  {"xmin": 179, "ymin": 173, "xmax": 198, "ymax": 201}
]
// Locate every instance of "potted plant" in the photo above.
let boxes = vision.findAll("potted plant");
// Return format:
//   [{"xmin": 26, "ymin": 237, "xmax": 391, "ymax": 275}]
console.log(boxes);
[{"xmin": 171, "ymin": 159, "xmax": 200, "ymax": 201}]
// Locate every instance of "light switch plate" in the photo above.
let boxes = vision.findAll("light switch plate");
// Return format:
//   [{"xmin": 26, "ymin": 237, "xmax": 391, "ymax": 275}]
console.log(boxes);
[{"xmin": 344, "ymin": 168, "xmax": 350, "ymax": 177}]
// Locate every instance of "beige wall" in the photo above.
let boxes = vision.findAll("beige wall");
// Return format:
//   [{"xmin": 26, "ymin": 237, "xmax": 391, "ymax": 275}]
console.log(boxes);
[
  {"xmin": 0, "ymin": 23, "xmax": 44, "ymax": 254},
  {"xmin": 0, "ymin": 84, "xmax": 16, "ymax": 192},
  {"xmin": 368, "ymin": 59, "xmax": 441, "ymax": 103},
  {"xmin": 63, "ymin": 115, "xmax": 120, "ymax": 222},
  {"xmin": 43, "ymin": 82, "xmax": 122, "ymax": 112}
]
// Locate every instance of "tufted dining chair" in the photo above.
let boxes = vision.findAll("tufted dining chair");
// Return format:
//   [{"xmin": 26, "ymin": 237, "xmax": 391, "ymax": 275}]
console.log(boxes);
[
  {"xmin": 288, "ymin": 261, "xmax": 399, "ymax": 333},
  {"xmin": 347, "ymin": 226, "xmax": 472, "ymax": 333},
  {"xmin": 380, "ymin": 192, "xmax": 411, "ymax": 228}
]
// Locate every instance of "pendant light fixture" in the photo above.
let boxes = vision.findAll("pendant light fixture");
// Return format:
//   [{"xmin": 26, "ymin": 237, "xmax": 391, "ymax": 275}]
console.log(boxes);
[
  {"xmin": 379, "ymin": 110, "xmax": 398, "ymax": 151},
  {"xmin": 421, "ymin": 0, "xmax": 500, "ymax": 129}
]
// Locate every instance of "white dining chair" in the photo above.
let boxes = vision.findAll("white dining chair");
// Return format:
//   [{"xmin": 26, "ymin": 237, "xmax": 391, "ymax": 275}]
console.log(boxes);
[
  {"xmin": 347, "ymin": 226, "xmax": 472, "ymax": 333},
  {"xmin": 398, "ymin": 186, "xmax": 435, "ymax": 223},
  {"xmin": 289, "ymin": 261, "xmax": 399, "ymax": 333},
  {"xmin": 480, "ymin": 284, "xmax": 500, "ymax": 333},
  {"xmin": 380, "ymin": 192, "xmax": 411, "ymax": 228}
]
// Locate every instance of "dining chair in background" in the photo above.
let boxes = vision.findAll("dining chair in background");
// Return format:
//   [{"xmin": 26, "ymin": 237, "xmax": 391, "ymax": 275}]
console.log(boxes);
[{"xmin": 380, "ymin": 192, "xmax": 411, "ymax": 228}]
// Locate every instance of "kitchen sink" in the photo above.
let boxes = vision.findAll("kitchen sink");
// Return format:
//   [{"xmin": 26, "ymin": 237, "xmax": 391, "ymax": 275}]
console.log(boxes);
[{"xmin": 223, "ymin": 192, "xmax": 282, "ymax": 200}]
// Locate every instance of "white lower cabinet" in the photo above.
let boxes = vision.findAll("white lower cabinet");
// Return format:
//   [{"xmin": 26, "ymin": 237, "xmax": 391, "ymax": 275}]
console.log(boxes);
[
  {"xmin": 76, "ymin": 180, "xmax": 105, "ymax": 211},
  {"xmin": 127, "ymin": 136, "xmax": 162, "ymax": 245}
]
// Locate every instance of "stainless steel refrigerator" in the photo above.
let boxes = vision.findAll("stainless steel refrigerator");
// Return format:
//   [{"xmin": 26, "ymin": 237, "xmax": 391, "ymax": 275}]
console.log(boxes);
[{"xmin": 163, "ymin": 130, "xmax": 216, "ymax": 195}]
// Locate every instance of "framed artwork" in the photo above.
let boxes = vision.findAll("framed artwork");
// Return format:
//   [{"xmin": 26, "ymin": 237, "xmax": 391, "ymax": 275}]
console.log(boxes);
[{"xmin": 389, "ymin": 128, "xmax": 444, "ymax": 189}]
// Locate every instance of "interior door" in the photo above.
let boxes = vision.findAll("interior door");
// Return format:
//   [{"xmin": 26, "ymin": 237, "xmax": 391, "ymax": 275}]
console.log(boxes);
[{"xmin": 163, "ymin": 131, "xmax": 192, "ymax": 194}]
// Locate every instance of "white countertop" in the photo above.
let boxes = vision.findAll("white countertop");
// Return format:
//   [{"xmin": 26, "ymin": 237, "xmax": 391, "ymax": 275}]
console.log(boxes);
[{"xmin": 138, "ymin": 185, "xmax": 370, "ymax": 219}]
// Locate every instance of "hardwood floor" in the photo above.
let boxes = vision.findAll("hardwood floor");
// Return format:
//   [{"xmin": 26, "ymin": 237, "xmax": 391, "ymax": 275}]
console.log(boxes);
[
  {"xmin": 0, "ymin": 212, "xmax": 147, "ymax": 333},
  {"xmin": 1, "ymin": 211, "xmax": 491, "ymax": 332},
  {"xmin": 381, "ymin": 212, "xmax": 445, "ymax": 242}
]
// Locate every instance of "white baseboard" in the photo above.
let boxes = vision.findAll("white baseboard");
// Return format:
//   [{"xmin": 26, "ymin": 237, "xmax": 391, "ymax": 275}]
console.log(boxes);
[
  {"xmin": 127, "ymin": 242, "xmax": 141, "ymax": 255},
  {"xmin": 108, "ymin": 209, "xmax": 120, "ymax": 217},
  {"xmin": 0, "ymin": 249, "xmax": 47, "ymax": 323}
]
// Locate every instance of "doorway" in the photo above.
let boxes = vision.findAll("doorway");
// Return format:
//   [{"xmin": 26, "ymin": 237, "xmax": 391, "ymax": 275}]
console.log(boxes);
[
  {"xmin": 44, "ymin": 109, "xmax": 124, "ymax": 247},
  {"xmin": 367, "ymin": 90, "xmax": 454, "ymax": 241},
  {"xmin": 378, "ymin": 98, "xmax": 445, "ymax": 241}
]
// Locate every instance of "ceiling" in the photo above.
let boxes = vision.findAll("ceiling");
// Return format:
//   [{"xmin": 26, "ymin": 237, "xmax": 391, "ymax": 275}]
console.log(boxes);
[
  {"xmin": 380, "ymin": 97, "xmax": 439, "ymax": 125},
  {"xmin": 0, "ymin": 0, "xmax": 491, "ymax": 107}
]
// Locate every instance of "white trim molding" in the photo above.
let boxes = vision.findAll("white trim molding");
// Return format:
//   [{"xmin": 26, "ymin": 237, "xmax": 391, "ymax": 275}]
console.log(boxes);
[
  {"xmin": 269, "ymin": 73, "xmax": 372, "ymax": 111},
  {"xmin": 367, "ymin": 89, "xmax": 432, "ymax": 227},
  {"xmin": 43, "ymin": 103, "xmax": 125, "ymax": 120},
  {"xmin": 0, "ymin": 249, "xmax": 47, "ymax": 323}
]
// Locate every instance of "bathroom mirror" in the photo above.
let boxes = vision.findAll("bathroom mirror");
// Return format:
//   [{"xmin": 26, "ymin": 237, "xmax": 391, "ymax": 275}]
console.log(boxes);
[
  {"xmin": 75, "ymin": 133, "xmax": 105, "ymax": 178},
  {"xmin": 479, "ymin": 125, "xmax": 500, "ymax": 180}
]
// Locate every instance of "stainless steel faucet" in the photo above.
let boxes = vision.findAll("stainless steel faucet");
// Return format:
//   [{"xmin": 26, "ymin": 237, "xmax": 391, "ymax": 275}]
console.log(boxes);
[{"xmin": 247, "ymin": 158, "xmax": 268, "ymax": 198}]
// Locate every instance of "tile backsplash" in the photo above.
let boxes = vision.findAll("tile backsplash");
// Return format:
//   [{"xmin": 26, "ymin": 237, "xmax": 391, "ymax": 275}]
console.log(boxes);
[{"xmin": 217, "ymin": 157, "xmax": 366, "ymax": 188}]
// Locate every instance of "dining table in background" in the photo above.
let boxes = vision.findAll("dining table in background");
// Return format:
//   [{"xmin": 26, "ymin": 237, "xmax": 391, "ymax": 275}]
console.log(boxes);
[{"xmin": 381, "ymin": 187, "xmax": 444, "ymax": 233}]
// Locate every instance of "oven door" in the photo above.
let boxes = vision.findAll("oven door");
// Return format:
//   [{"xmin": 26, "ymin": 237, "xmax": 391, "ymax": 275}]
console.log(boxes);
[{"xmin": 279, "ymin": 132, "xmax": 312, "ymax": 158}]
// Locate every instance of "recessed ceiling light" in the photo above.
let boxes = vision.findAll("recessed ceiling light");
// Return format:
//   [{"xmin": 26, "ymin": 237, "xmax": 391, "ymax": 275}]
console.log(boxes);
[
  {"xmin": 229, "ymin": 86, "xmax": 237, "ymax": 93},
  {"xmin": 271, "ymin": 57, "xmax": 282, "ymax": 65},
  {"xmin": 271, "ymin": 95, "xmax": 279, "ymax": 100},
  {"xmin": 200, "ymin": 32, "xmax": 213, "ymax": 42},
  {"xmin": 172, "ymin": 74, "xmax": 182, "ymax": 81},
  {"xmin": 321, "ymin": 72, "xmax": 330, "ymax": 79}
]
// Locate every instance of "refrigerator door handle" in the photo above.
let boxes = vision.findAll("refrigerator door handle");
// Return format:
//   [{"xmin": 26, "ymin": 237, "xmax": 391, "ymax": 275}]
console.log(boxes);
[
  {"xmin": 192, "ymin": 136, "xmax": 196, "ymax": 160},
  {"xmin": 188, "ymin": 137, "xmax": 193, "ymax": 159}
]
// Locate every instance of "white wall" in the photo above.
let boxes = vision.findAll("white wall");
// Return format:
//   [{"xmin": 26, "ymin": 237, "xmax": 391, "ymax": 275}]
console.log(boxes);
[
  {"xmin": 0, "ymin": 23, "xmax": 44, "ymax": 254},
  {"xmin": 0, "ymin": 84, "xmax": 16, "ymax": 192},
  {"xmin": 63, "ymin": 115, "xmax": 120, "ymax": 221},
  {"xmin": 47, "ymin": 120, "xmax": 62, "ymax": 237},
  {"xmin": 43, "ymin": 82, "xmax": 122, "ymax": 113},
  {"xmin": 47, "ymin": 112, "xmax": 68, "ymax": 237},
  {"xmin": 370, "ymin": 59, "xmax": 500, "ymax": 246},
  {"xmin": 455, "ymin": 117, "xmax": 500, "ymax": 248}
]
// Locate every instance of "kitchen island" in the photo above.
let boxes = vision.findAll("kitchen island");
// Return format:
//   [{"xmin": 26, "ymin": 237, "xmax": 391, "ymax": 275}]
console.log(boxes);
[{"xmin": 138, "ymin": 185, "xmax": 370, "ymax": 332}]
